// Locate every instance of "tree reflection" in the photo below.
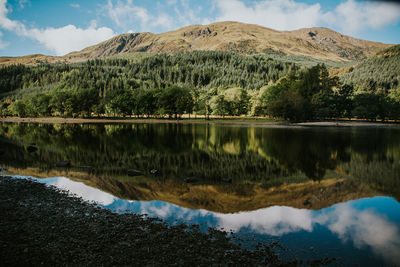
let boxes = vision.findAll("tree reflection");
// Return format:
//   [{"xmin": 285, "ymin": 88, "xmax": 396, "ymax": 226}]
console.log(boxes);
[
  {"xmin": 253, "ymin": 128, "xmax": 351, "ymax": 181},
  {"xmin": 0, "ymin": 122, "xmax": 399, "ymax": 188}
]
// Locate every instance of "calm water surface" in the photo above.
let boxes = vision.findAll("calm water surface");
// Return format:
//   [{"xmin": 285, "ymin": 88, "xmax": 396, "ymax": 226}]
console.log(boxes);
[{"xmin": 1, "ymin": 122, "xmax": 399, "ymax": 265}]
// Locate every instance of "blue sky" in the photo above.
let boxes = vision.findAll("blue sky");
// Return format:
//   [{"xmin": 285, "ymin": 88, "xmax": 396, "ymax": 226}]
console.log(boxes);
[{"xmin": 1, "ymin": 0, "xmax": 400, "ymax": 56}]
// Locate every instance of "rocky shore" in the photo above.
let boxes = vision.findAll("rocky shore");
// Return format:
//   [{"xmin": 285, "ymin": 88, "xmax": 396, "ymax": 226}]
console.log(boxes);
[{"xmin": 0, "ymin": 175, "xmax": 306, "ymax": 266}]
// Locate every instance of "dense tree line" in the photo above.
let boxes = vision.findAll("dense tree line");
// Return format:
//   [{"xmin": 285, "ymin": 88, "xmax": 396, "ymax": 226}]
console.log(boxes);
[
  {"xmin": 1, "ymin": 86, "xmax": 195, "ymax": 119},
  {"xmin": 257, "ymin": 64, "xmax": 400, "ymax": 121},
  {"xmin": 0, "ymin": 64, "xmax": 70, "ymax": 95},
  {"xmin": 0, "ymin": 51, "xmax": 296, "ymax": 97},
  {"xmin": 0, "ymin": 51, "xmax": 295, "ymax": 118},
  {"xmin": 0, "ymin": 49, "xmax": 399, "ymax": 121}
]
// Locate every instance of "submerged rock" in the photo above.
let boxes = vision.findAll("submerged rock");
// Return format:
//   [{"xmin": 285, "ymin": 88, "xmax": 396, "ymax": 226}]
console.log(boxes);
[
  {"xmin": 27, "ymin": 145, "xmax": 38, "ymax": 153},
  {"xmin": 303, "ymin": 197, "xmax": 312, "ymax": 206},
  {"xmin": 127, "ymin": 169, "xmax": 144, "ymax": 176},
  {"xmin": 184, "ymin": 177, "xmax": 200, "ymax": 183},
  {"xmin": 56, "ymin": 161, "xmax": 70, "ymax": 167},
  {"xmin": 77, "ymin": 165, "xmax": 92, "ymax": 169}
]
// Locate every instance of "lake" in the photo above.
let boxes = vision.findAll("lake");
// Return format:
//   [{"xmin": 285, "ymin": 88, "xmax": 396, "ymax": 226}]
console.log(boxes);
[{"xmin": 1, "ymin": 121, "xmax": 399, "ymax": 265}]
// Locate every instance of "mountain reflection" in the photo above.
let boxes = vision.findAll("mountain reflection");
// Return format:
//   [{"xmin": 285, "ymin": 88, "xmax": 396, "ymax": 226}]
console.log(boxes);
[{"xmin": 25, "ymin": 176, "xmax": 400, "ymax": 266}]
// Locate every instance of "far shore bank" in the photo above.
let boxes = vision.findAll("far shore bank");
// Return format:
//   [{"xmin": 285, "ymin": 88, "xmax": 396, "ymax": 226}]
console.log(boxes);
[
  {"xmin": 0, "ymin": 116, "xmax": 399, "ymax": 127},
  {"xmin": 0, "ymin": 116, "xmax": 281, "ymax": 125}
]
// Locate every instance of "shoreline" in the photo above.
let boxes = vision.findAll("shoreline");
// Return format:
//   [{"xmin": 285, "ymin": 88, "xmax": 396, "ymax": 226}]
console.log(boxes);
[
  {"xmin": 0, "ymin": 116, "xmax": 281, "ymax": 125},
  {"xmin": 0, "ymin": 175, "xmax": 301, "ymax": 266},
  {"xmin": 0, "ymin": 116, "xmax": 399, "ymax": 127}
]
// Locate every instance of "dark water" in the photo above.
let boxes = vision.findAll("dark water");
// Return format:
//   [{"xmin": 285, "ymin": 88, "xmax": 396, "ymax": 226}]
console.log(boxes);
[{"xmin": 1, "ymin": 122, "xmax": 400, "ymax": 265}]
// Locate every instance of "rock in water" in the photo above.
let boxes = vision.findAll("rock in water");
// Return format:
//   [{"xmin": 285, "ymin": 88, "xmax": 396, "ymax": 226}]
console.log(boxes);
[
  {"xmin": 127, "ymin": 169, "xmax": 144, "ymax": 176},
  {"xmin": 222, "ymin": 178, "xmax": 232, "ymax": 183},
  {"xmin": 184, "ymin": 177, "xmax": 200, "ymax": 183},
  {"xmin": 27, "ymin": 145, "xmax": 38, "ymax": 153},
  {"xmin": 56, "ymin": 161, "xmax": 70, "ymax": 167},
  {"xmin": 0, "ymin": 167, "xmax": 8, "ymax": 172},
  {"xmin": 77, "ymin": 165, "xmax": 92, "ymax": 169}
]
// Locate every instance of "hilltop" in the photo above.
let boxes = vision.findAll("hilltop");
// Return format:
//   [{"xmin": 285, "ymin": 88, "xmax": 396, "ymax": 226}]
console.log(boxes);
[
  {"xmin": 65, "ymin": 21, "xmax": 391, "ymax": 62},
  {"xmin": 0, "ymin": 21, "xmax": 392, "ymax": 66}
]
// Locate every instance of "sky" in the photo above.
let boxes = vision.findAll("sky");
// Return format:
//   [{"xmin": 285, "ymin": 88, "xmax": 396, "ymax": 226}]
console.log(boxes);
[{"xmin": 0, "ymin": 0, "xmax": 400, "ymax": 57}]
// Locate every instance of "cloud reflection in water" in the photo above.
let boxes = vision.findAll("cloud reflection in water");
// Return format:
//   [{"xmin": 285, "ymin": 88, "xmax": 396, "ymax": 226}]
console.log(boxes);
[
  {"xmin": 215, "ymin": 206, "xmax": 313, "ymax": 235},
  {"xmin": 36, "ymin": 177, "xmax": 400, "ymax": 265},
  {"xmin": 44, "ymin": 177, "xmax": 116, "ymax": 206},
  {"xmin": 315, "ymin": 201, "xmax": 400, "ymax": 265}
]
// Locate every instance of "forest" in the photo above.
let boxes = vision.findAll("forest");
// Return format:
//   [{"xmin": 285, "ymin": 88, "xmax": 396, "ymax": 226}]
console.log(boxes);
[{"xmin": 0, "ymin": 48, "xmax": 399, "ymax": 121}]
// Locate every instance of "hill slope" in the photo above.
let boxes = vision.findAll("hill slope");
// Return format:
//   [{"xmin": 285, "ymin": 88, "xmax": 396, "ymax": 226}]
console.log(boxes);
[
  {"xmin": 66, "ymin": 21, "xmax": 390, "ymax": 62},
  {"xmin": 340, "ymin": 44, "xmax": 400, "ymax": 92},
  {"xmin": 0, "ymin": 21, "xmax": 392, "ymax": 66}
]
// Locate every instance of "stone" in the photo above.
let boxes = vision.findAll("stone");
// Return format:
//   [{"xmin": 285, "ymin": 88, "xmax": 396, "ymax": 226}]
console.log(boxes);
[
  {"xmin": 56, "ymin": 161, "xmax": 70, "ymax": 167},
  {"xmin": 27, "ymin": 145, "xmax": 38, "ymax": 153},
  {"xmin": 127, "ymin": 169, "xmax": 144, "ymax": 176},
  {"xmin": 184, "ymin": 177, "xmax": 199, "ymax": 183},
  {"xmin": 222, "ymin": 178, "xmax": 232, "ymax": 183}
]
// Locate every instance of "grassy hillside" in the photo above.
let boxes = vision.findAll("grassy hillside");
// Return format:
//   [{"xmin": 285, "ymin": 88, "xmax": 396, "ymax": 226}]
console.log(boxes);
[{"xmin": 64, "ymin": 22, "xmax": 389, "ymax": 62}]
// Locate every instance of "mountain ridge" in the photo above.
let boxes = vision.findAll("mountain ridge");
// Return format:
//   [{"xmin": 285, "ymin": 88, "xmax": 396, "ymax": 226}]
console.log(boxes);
[{"xmin": 0, "ymin": 21, "xmax": 393, "ymax": 66}]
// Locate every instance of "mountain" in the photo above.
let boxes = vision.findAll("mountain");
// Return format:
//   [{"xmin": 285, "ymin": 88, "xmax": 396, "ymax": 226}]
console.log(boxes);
[
  {"xmin": 0, "ymin": 54, "xmax": 63, "ymax": 65},
  {"xmin": 66, "ymin": 21, "xmax": 390, "ymax": 62},
  {"xmin": 0, "ymin": 21, "xmax": 392, "ymax": 66}
]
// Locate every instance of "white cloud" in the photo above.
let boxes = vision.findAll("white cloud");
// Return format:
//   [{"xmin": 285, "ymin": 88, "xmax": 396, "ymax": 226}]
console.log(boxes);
[
  {"xmin": 333, "ymin": 0, "xmax": 400, "ymax": 35},
  {"xmin": 167, "ymin": 0, "xmax": 177, "ymax": 5},
  {"xmin": 105, "ymin": 0, "xmax": 150, "ymax": 31},
  {"xmin": 213, "ymin": 0, "xmax": 400, "ymax": 35},
  {"xmin": 0, "ymin": 0, "xmax": 115, "ymax": 55},
  {"xmin": 29, "ymin": 25, "xmax": 115, "ymax": 56},
  {"xmin": 18, "ymin": 0, "xmax": 29, "ymax": 9},
  {"xmin": 104, "ymin": 0, "xmax": 207, "ymax": 33},
  {"xmin": 70, "ymin": 3, "xmax": 80, "ymax": 9},
  {"xmin": 151, "ymin": 13, "xmax": 175, "ymax": 29},
  {"xmin": 214, "ymin": 0, "xmax": 326, "ymax": 30}
]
